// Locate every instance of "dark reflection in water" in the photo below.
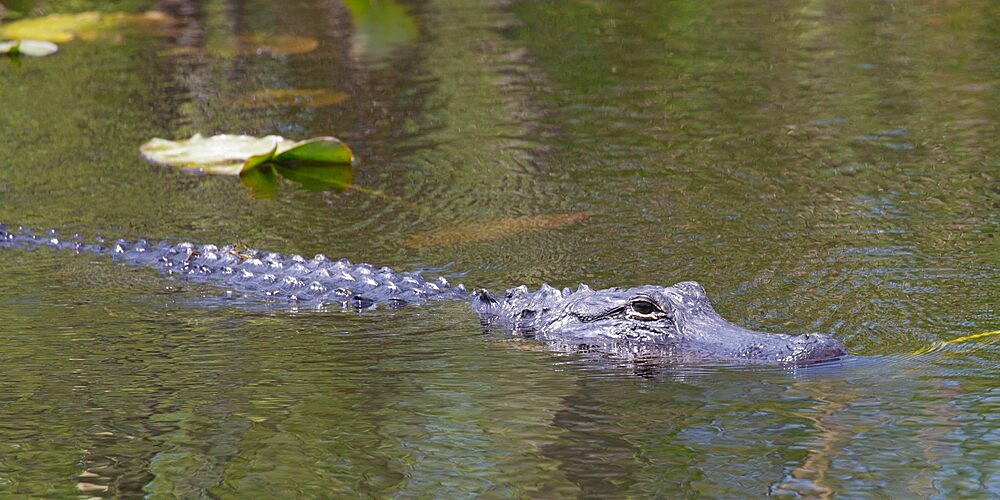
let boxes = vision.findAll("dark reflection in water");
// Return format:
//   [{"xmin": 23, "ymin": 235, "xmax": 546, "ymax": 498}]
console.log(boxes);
[{"xmin": 0, "ymin": 0, "xmax": 998, "ymax": 496}]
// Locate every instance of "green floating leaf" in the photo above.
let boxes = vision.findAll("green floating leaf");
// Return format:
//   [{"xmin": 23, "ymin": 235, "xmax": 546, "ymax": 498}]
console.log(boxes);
[
  {"xmin": 242, "ymin": 143, "xmax": 279, "ymax": 173},
  {"xmin": 0, "ymin": 11, "xmax": 175, "ymax": 43},
  {"xmin": 140, "ymin": 134, "xmax": 290, "ymax": 175},
  {"xmin": 239, "ymin": 163, "xmax": 352, "ymax": 199},
  {"xmin": 274, "ymin": 164, "xmax": 352, "ymax": 192},
  {"xmin": 271, "ymin": 137, "xmax": 354, "ymax": 167},
  {"xmin": 0, "ymin": 39, "xmax": 59, "ymax": 57},
  {"xmin": 140, "ymin": 134, "xmax": 354, "ymax": 178}
]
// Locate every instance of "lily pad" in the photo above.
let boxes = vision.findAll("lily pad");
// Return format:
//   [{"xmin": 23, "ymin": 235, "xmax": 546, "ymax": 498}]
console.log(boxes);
[
  {"xmin": 141, "ymin": 134, "xmax": 291, "ymax": 175},
  {"xmin": 274, "ymin": 164, "xmax": 352, "ymax": 191},
  {"xmin": 232, "ymin": 88, "xmax": 349, "ymax": 109},
  {"xmin": 0, "ymin": 11, "xmax": 174, "ymax": 43},
  {"xmin": 240, "ymin": 163, "xmax": 353, "ymax": 199},
  {"xmin": 139, "ymin": 134, "xmax": 354, "ymax": 175},
  {"xmin": 405, "ymin": 212, "xmax": 590, "ymax": 248},
  {"xmin": 0, "ymin": 39, "xmax": 58, "ymax": 57},
  {"xmin": 266, "ymin": 138, "xmax": 354, "ymax": 166}
]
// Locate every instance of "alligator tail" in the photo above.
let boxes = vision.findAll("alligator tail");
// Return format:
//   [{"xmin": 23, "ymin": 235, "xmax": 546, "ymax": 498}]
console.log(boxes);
[{"xmin": 0, "ymin": 224, "xmax": 470, "ymax": 310}]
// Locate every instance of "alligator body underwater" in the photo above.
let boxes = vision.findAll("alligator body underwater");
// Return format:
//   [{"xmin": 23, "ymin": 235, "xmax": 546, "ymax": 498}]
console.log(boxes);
[{"xmin": 0, "ymin": 225, "xmax": 847, "ymax": 365}]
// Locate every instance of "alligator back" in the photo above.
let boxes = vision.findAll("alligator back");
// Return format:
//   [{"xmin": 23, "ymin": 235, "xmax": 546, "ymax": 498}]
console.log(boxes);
[{"xmin": 0, "ymin": 225, "xmax": 469, "ymax": 309}]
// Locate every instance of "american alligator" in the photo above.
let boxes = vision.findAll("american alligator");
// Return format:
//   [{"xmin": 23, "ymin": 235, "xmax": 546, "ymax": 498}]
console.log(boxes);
[{"xmin": 0, "ymin": 225, "xmax": 847, "ymax": 365}]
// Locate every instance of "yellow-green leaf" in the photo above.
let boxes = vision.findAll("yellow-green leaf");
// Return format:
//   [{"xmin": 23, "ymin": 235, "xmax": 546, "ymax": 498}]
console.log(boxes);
[
  {"xmin": 271, "ymin": 137, "xmax": 354, "ymax": 166},
  {"xmin": 241, "ymin": 144, "xmax": 279, "ymax": 173},
  {"xmin": 139, "ymin": 134, "xmax": 292, "ymax": 175},
  {"xmin": 274, "ymin": 164, "xmax": 352, "ymax": 192},
  {"xmin": 0, "ymin": 11, "xmax": 174, "ymax": 43},
  {"xmin": 140, "ymin": 134, "xmax": 354, "ymax": 198}
]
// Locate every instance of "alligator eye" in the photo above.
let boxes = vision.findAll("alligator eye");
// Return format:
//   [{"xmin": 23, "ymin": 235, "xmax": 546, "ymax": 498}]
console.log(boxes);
[
  {"xmin": 630, "ymin": 300, "xmax": 658, "ymax": 315},
  {"xmin": 627, "ymin": 298, "xmax": 666, "ymax": 320}
]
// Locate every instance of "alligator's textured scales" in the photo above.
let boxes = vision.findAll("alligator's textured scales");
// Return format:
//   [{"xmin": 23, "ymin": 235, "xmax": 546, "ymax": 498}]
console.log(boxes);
[
  {"xmin": 0, "ymin": 225, "xmax": 469, "ymax": 309},
  {"xmin": 0, "ymin": 224, "xmax": 848, "ymax": 365}
]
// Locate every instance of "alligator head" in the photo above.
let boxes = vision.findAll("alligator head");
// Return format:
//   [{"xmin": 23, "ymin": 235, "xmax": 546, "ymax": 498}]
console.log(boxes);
[{"xmin": 473, "ymin": 280, "xmax": 847, "ymax": 365}]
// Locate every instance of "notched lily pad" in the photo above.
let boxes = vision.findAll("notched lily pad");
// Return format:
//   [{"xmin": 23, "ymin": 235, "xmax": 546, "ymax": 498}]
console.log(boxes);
[
  {"xmin": 0, "ymin": 39, "xmax": 58, "ymax": 57},
  {"xmin": 0, "ymin": 11, "xmax": 174, "ymax": 43},
  {"xmin": 232, "ymin": 88, "xmax": 349, "ymax": 108},
  {"xmin": 139, "ymin": 134, "xmax": 354, "ymax": 175},
  {"xmin": 140, "ymin": 134, "xmax": 354, "ymax": 199},
  {"xmin": 141, "ymin": 134, "xmax": 292, "ymax": 175},
  {"xmin": 405, "ymin": 212, "xmax": 590, "ymax": 248}
]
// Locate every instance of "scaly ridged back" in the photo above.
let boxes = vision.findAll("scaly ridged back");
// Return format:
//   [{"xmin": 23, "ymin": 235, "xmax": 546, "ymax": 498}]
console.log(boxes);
[{"xmin": 0, "ymin": 224, "xmax": 470, "ymax": 309}]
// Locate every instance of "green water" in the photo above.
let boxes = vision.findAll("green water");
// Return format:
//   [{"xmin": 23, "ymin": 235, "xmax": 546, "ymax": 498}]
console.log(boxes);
[{"xmin": 0, "ymin": 0, "xmax": 998, "ymax": 496}]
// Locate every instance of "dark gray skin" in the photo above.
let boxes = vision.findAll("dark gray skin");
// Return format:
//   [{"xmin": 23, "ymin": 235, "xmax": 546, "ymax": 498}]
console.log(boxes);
[
  {"xmin": 474, "ymin": 281, "xmax": 847, "ymax": 365},
  {"xmin": 1, "ymin": 225, "xmax": 847, "ymax": 365}
]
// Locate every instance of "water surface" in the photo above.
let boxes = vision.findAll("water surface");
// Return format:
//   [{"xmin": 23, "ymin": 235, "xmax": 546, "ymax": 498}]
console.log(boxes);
[{"xmin": 0, "ymin": 0, "xmax": 998, "ymax": 496}]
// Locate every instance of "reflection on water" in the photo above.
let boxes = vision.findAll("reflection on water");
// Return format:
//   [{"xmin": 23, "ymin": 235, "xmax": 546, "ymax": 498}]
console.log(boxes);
[{"xmin": 0, "ymin": 0, "xmax": 998, "ymax": 496}]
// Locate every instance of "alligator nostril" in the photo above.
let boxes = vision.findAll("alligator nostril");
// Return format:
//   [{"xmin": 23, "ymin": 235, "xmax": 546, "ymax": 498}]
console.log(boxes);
[
  {"xmin": 795, "ymin": 333, "xmax": 817, "ymax": 343},
  {"xmin": 798, "ymin": 332, "xmax": 833, "ymax": 343},
  {"xmin": 795, "ymin": 332, "xmax": 848, "ymax": 361}
]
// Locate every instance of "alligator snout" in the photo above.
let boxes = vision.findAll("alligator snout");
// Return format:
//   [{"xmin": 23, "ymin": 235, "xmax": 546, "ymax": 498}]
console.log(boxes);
[{"xmin": 792, "ymin": 332, "xmax": 848, "ymax": 362}]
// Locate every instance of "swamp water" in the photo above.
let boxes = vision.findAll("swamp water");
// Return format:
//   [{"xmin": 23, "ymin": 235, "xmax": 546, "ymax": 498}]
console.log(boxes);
[{"xmin": 0, "ymin": 0, "xmax": 998, "ymax": 496}]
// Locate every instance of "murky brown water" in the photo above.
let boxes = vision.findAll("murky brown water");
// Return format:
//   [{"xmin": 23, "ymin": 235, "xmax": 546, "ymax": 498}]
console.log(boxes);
[{"xmin": 0, "ymin": 0, "xmax": 998, "ymax": 496}]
